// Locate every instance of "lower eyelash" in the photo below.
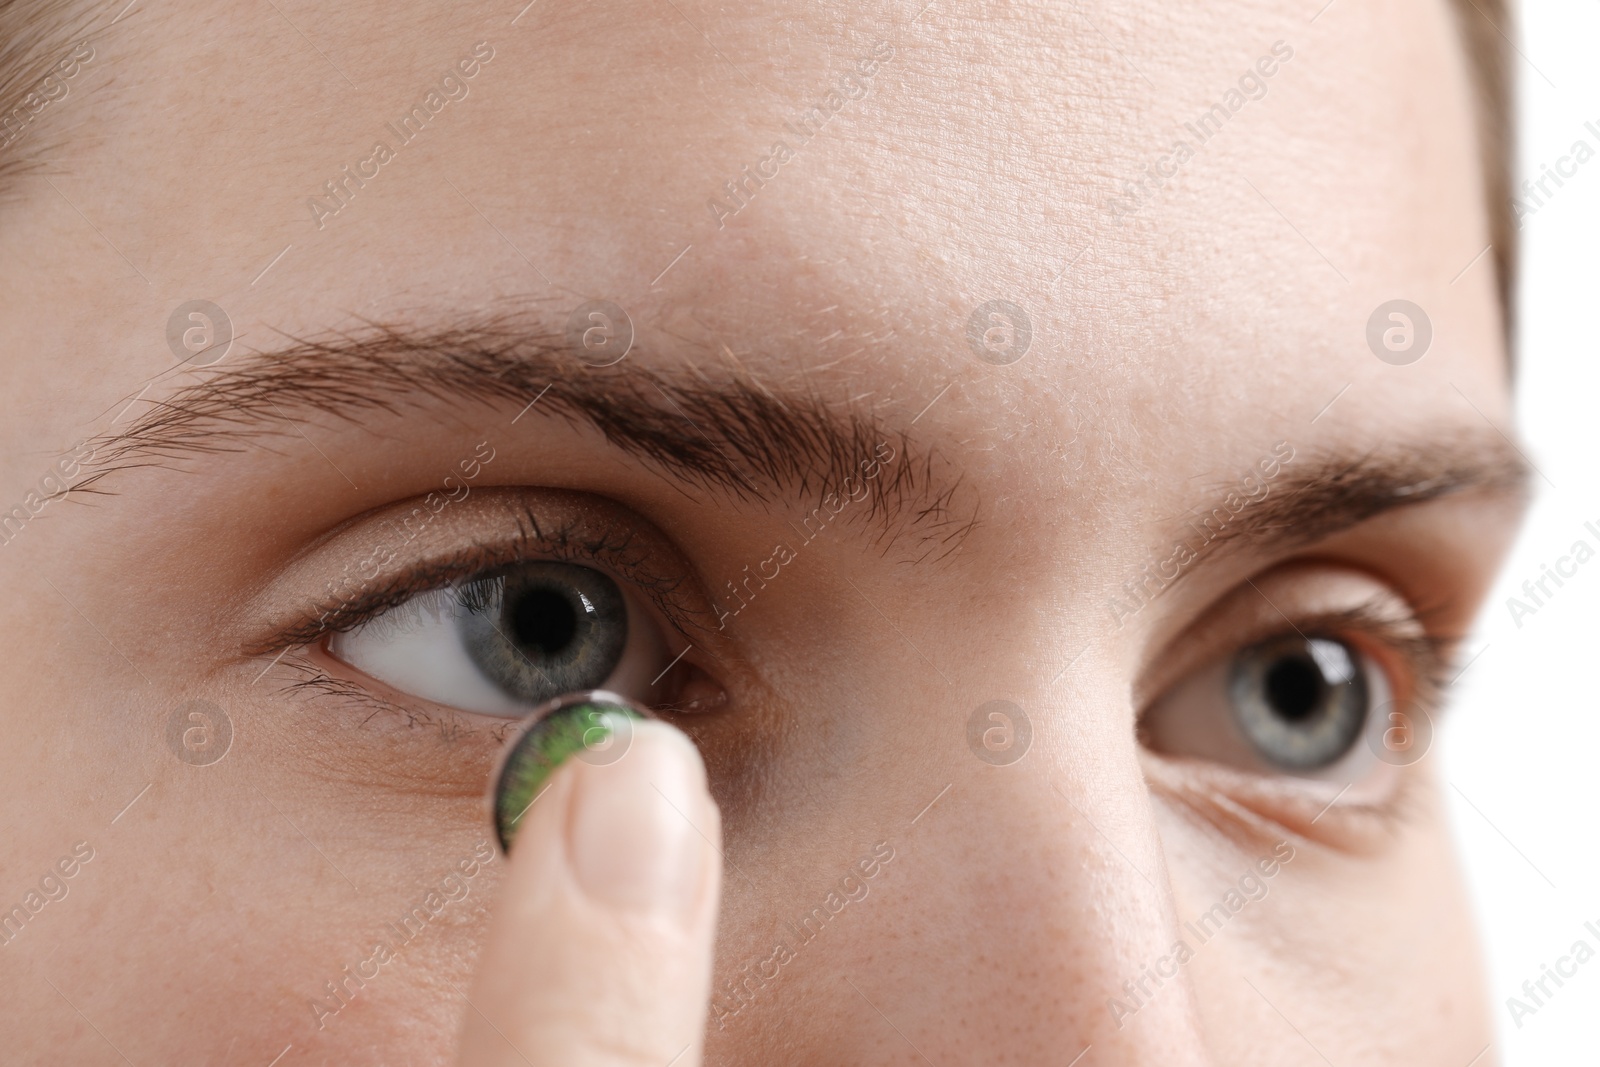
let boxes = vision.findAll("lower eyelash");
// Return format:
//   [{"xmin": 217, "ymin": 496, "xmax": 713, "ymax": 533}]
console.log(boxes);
[
  {"xmin": 1154, "ymin": 754, "xmax": 1431, "ymax": 852},
  {"xmin": 277, "ymin": 648, "xmax": 514, "ymax": 741}
]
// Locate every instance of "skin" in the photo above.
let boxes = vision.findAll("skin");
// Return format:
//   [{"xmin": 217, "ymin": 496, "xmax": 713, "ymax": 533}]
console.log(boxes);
[{"xmin": 0, "ymin": 0, "xmax": 1526, "ymax": 1064}]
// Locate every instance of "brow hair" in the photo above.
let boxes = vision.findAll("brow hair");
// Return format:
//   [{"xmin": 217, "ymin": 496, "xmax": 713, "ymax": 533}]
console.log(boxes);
[
  {"xmin": 0, "ymin": 0, "xmax": 104, "ymax": 192},
  {"xmin": 1107, "ymin": 434, "xmax": 1530, "ymax": 624},
  {"xmin": 72, "ymin": 317, "xmax": 979, "ymax": 561},
  {"xmin": 1194, "ymin": 437, "xmax": 1530, "ymax": 553}
]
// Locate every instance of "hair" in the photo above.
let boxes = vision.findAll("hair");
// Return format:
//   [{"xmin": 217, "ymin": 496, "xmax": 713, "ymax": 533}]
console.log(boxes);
[
  {"xmin": 0, "ymin": 0, "xmax": 1519, "ymax": 341},
  {"xmin": 0, "ymin": 0, "xmax": 99, "ymax": 187},
  {"xmin": 1446, "ymin": 0, "xmax": 1518, "ymax": 352}
]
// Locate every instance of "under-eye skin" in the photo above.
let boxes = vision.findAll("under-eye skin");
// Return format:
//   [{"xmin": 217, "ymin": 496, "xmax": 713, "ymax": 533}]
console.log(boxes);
[{"xmin": 490, "ymin": 692, "xmax": 652, "ymax": 852}]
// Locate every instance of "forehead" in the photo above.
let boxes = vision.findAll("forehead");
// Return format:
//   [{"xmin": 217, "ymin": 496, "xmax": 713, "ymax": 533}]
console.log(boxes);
[{"xmin": 2, "ymin": 0, "xmax": 1503, "ymax": 500}]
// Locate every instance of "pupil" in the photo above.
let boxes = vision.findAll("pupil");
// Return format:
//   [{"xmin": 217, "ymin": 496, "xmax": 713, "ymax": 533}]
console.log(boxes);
[
  {"xmin": 1264, "ymin": 654, "xmax": 1322, "ymax": 722},
  {"xmin": 509, "ymin": 586, "xmax": 579, "ymax": 656}
]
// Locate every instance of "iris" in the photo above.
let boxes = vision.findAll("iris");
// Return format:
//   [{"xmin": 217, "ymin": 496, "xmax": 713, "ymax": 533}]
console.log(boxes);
[
  {"xmin": 1229, "ymin": 635, "xmax": 1369, "ymax": 769},
  {"xmin": 459, "ymin": 562, "xmax": 628, "ymax": 705}
]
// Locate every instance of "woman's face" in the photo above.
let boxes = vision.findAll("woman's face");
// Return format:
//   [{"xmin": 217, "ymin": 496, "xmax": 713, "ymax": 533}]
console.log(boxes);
[{"xmin": 0, "ymin": 0, "xmax": 1524, "ymax": 1063}]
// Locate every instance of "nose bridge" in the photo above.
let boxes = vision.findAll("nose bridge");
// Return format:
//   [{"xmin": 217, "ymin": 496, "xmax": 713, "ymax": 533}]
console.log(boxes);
[{"xmin": 869, "ymin": 743, "xmax": 1221, "ymax": 1065}]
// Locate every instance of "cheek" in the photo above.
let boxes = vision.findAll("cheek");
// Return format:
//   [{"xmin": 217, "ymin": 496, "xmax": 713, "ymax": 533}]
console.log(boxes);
[
  {"xmin": 52, "ymin": 773, "xmax": 507, "ymax": 1062},
  {"xmin": 1152, "ymin": 773, "xmax": 1487, "ymax": 1061},
  {"xmin": 12, "ymin": 662, "xmax": 518, "ymax": 1060}
]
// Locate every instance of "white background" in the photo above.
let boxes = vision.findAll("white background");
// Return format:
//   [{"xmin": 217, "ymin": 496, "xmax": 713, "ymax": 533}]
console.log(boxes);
[{"xmin": 1446, "ymin": 2, "xmax": 1600, "ymax": 1062}]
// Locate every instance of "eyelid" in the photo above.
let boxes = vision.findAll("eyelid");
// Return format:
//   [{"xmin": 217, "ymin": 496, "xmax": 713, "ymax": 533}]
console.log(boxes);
[
  {"xmin": 1135, "ymin": 566, "xmax": 1458, "ymax": 845},
  {"xmin": 1140, "ymin": 599, "xmax": 1454, "ymax": 739},
  {"xmin": 1136, "ymin": 604, "xmax": 1449, "ymax": 752},
  {"xmin": 240, "ymin": 488, "xmax": 723, "ymax": 659},
  {"xmin": 1133, "ymin": 563, "xmax": 1447, "ymax": 710}
]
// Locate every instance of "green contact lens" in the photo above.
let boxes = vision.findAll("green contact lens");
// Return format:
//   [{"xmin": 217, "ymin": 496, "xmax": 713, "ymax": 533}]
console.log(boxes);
[{"xmin": 489, "ymin": 690, "xmax": 650, "ymax": 854}]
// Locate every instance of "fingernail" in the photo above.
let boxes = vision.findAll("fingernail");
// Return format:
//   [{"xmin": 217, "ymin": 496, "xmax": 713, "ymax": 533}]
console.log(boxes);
[{"xmin": 567, "ymin": 719, "xmax": 708, "ymax": 923}]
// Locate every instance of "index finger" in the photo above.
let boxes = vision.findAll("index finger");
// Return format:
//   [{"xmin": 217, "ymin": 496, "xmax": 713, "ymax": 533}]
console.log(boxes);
[{"xmin": 457, "ymin": 719, "xmax": 722, "ymax": 1067}]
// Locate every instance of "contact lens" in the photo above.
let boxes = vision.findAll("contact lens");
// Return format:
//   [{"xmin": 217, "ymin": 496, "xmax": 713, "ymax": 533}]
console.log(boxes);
[{"xmin": 488, "ymin": 690, "xmax": 652, "ymax": 854}]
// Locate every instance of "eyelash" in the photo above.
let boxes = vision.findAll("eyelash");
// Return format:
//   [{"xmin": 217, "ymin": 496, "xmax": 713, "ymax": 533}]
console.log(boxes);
[
  {"xmin": 248, "ymin": 505, "xmax": 715, "ymax": 657},
  {"xmin": 1135, "ymin": 595, "xmax": 1462, "ymax": 841},
  {"xmin": 1306, "ymin": 603, "xmax": 1451, "ymax": 687},
  {"xmin": 278, "ymin": 660, "xmax": 499, "ymax": 737},
  {"xmin": 1290, "ymin": 604, "xmax": 1456, "ymax": 717},
  {"xmin": 249, "ymin": 505, "xmax": 720, "ymax": 735},
  {"xmin": 253, "ymin": 504, "xmax": 1459, "ymax": 766},
  {"xmin": 1137, "ymin": 597, "xmax": 1459, "ymax": 753}
]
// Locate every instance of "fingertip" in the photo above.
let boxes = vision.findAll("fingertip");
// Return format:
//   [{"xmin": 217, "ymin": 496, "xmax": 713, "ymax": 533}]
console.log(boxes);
[{"xmin": 566, "ymin": 718, "xmax": 714, "ymax": 926}]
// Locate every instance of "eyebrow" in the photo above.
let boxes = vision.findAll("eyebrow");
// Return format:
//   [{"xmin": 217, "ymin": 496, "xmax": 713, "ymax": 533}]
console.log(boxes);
[
  {"xmin": 1110, "ymin": 436, "xmax": 1531, "ymax": 622},
  {"xmin": 0, "ymin": 0, "xmax": 118, "ymax": 193},
  {"xmin": 72, "ymin": 320, "xmax": 1530, "ymax": 577},
  {"xmin": 1206, "ymin": 439, "xmax": 1529, "ymax": 548},
  {"xmin": 73, "ymin": 318, "xmax": 976, "ymax": 557}
]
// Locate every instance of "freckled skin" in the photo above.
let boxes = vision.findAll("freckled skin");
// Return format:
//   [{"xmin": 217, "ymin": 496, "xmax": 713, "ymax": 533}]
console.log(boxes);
[{"xmin": 0, "ymin": 0, "xmax": 1521, "ymax": 1064}]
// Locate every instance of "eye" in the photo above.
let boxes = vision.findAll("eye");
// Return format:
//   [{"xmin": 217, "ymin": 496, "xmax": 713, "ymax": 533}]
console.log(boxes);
[
  {"xmin": 1141, "ymin": 631, "xmax": 1394, "ymax": 777},
  {"xmin": 1228, "ymin": 635, "xmax": 1374, "ymax": 770},
  {"xmin": 326, "ymin": 560, "xmax": 674, "ymax": 717}
]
